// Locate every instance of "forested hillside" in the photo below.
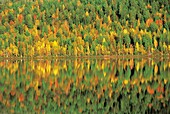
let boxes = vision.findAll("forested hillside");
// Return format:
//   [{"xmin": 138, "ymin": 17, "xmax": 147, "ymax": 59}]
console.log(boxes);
[{"xmin": 0, "ymin": 0, "xmax": 169, "ymax": 57}]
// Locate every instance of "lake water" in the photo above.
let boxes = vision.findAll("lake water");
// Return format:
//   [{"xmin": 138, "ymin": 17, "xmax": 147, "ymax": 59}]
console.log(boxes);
[{"xmin": 0, "ymin": 58, "xmax": 170, "ymax": 113}]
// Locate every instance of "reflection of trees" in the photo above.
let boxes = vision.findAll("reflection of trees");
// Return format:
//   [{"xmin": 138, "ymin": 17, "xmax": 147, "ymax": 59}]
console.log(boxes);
[{"xmin": 0, "ymin": 59, "xmax": 169, "ymax": 113}]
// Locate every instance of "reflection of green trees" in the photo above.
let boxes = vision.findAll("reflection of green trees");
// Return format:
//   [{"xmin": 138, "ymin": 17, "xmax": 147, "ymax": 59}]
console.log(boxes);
[{"xmin": 0, "ymin": 59, "xmax": 170, "ymax": 113}]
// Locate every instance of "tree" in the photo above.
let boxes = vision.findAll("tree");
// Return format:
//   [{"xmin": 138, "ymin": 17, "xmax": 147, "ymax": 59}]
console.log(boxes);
[
  {"xmin": 123, "ymin": 34, "xmax": 131, "ymax": 48},
  {"xmin": 0, "ymin": 25, "xmax": 6, "ymax": 34},
  {"xmin": 25, "ymin": 14, "xmax": 33, "ymax": 29},
  {"xmin": 8, "ymin": 12, "xmax": 15, "ymax": 23},
  {"xmin": 149, "ymin": 22, "xmax": 158, "ymax": 32}
]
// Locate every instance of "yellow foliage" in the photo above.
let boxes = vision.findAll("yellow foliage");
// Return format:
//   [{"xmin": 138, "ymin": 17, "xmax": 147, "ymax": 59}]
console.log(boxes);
[
  {"xmin": 0, "ymin": 50, "xmax": 3, "ymax": 56},
  {"xmin": 101, "ymin": 61, "xmax": 105, "ymax": 70},
  {"xmin": 8, "ymin": 2, "xmax": 13, "ymax": 7},
  {"xmin": 110, "ymin": 75, "xmax": 118, "ymax": 83},
  {"xmin": 96, "ymin": 14, "xmax": 100, "ymax": 20},
  {"xmin": 164, "ymin": 79, "xmax": 168, "ymax": 84},
  {"xmin": 108, "ymin": 15, "xmax": 112, "ymax": 24},
  {"xmin": 51, "ymin": 41, "xmax": 59, "ymax": 47},
  {"xmin": 55, "ymin": 8, "xmax": 59, "ymax": 18},
  {"xmin": 163, "ymin": 42, "xmax": 167, "ymax": 50},
  {"xmin": 146, "ymin": 31, "xmax": 152, "ymax": 39},
  {"xmin": 163, "ymin": 28, "xmax": 167, "ymax": 33},
  {"xmin": 53, "ymin": 66, "xmax": 59, "ymax": 75},
  {"xmin": 61, "ymin": 46, "xmax": 67, "ymax": 55},
  {"xmin": 103, "ymin": 71, "xmax": 106, "ymax": 77},
  {"xmin": 130, "ymin": 28, "xmax": 135, "ymax": 33},
  {"xmin": 123, "ymin": 29, "xmax": 129, "ymax": 34},
  {"xmin": 46, "ymin": 62, "xmax": 51, "ymax": 74},
  {"xmin": 131, "ymin": 79, "xmax": 138, "ymax": 85},
  {"xmin": 74, "ymin": 47, "xmax": 78, "ymax": 56},
  {"xmin": 168, "ymin": 45, "xmax": 170, "ymax": 51},
  {"xmin": 28, "ymin": 46, "xmax": 34, "ymax": 57},
  {"xmin": 140, "ymin": 29, "xmax": 145, "ymax": 36},
  {"xmin": 62, "ymin": 60, "xmax": 67, "ymax": 71},
  {"xmin": 62, "ymin": 4, "xmax": 65, "ymax": 10},
  {"xmin": 123, "ymin": 80, "xmax": 128, "ymax": 85},
  {"xmin": 154, "ymin": 38, "xmax": 158, "ymax": 48},
  {"xmin": 11, "ymin": 62, "xmax": 18, "ymax": 74},
  {"xmin": 137, "ymin": 19, "xmax": 140, "ymax": 27},
  {"xmin": 102, "ymin": 38, "xmax": 106, "ymax": 43},
  {"xmin": 126, "ymin": 20, "xmax": 129, "ymax": 26},
  {"xmin": 85, "ymin": 42, "xmax": 90, "ymax": 55},
  {"xmin": 135, "ymin": 42, "xmax": 140, "ymax": 52},
  {"xmin": 19, "ymin": 7, "xmax": 24, "ymax": 14},
  {"xmin": 24, "ymin": 25, "xmax": 29, "ymax": 31},
  {"xmin": 13, "ymin": 47, "xmax": 18, "ymax": 56},
  {"xmin": 154, "ymin": 64, "xmax": 158, "ymax": 74},
  {"xmin": 52, "ymin": 13, "xmax": 56, "ymax": 18},
  {"xmin": 35, "ymin": 20, "xmax": 40, "ymax": 26},
  {"xmin": 110, "ymin": 31, "xmax": 117, "ymax": 36},
  {"xmin": 85, "ymin": 11, "xmax": 89, "ymax": 16},
  {"xmin": 136, "ymin": 62, "xmax": 140, "ymax": 72},
  {"xmin": 6, "ymin": 47, "xmax": 13, "ymax": 56},
  {"xmin": 77, "ymin": 0, "xmax": 81, "ymax": 6}
]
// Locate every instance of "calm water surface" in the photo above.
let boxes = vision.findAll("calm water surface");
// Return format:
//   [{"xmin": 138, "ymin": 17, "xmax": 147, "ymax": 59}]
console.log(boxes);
[{"xmin": 0, "ymin": 58, "xmax": 170, "ymax": 113}]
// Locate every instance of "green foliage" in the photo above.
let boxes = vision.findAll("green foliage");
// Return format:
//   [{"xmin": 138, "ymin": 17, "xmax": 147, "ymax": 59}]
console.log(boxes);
[
  {"xmin": 149, "ymin": 22, "xmax": 158, "ymax": 32},
  {"xmin": 0, "ymin": 25, "xmax": 6, "ymax": 34},
  {"xmin": 25, "ymin": 14, "xmax": 33, "ymax": 29},
  {"xmin": 142, "ymin": 34, "xmax": 153, "ymax": 50},
  {"xmin": 0, "ymin": 0, "xmax": 169, "ymax": 57},
  {"xmin": 15, "ymin": 24, "xmax": 24, "ymax": 34},
  {"xmin": 123, "ymin": 34, "xmax": 131, "ymax": 47},
  {"xmin": 143, "ymin": 10, "xmax": 150, "ymax": 21},
  {"xmin": 8, "ymin": 11, "xmax": 15, "ymax": 22}
]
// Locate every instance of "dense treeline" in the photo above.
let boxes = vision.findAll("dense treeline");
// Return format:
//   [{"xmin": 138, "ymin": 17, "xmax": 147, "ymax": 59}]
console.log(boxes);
[{"xmin": 0, "ymin": 0, "xmax": 169, "ymax": 57}]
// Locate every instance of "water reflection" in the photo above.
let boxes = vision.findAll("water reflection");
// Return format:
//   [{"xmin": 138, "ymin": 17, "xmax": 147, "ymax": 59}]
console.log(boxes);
[{"xmin": 0, "ymin": 58, "xmax": 170, "ymax": 113}]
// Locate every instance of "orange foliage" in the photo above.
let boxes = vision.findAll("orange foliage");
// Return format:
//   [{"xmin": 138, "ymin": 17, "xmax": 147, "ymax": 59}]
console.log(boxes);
[
  {"xmin": 19, "ymin": 93, "xmax": 25, "ymax": 102},
  {"xmin": 55, "ymin": 80, "xmax": 59, "ymax": 88},
  {"xmin": 10, "ymin": 90, "xmax": 16, "ymax": 96},
  {"xmin": 157, "ymin": 94, "xmax": 163, "ymax": 99},
  {"xmin": 157, "ymin": 84, "xmax": 164, "ymax": 93},
  {"xmin": 65, "ymin": 82, "xmax": 71, "ymax": 95},
  {"xmin": 9, "ymin": 20, "xmax": 15, "ymax": 25},
  {"xmin": 148, "ymin": 103, "xmax": 152, "ymax": 108},
  {"xmin": 49, "ymin": 80, "xmax": 53, "ymax": 87},
  {"xmin": 0, "ymin": 15, "xmax": 2, "ymax": 21},
  {"xmin": 147, "ymin": 85, "xmax": 154, "ymax": 95},
  {"xmin": 146, "ymin": 18, "xmax": 153, "ymax": 27},
  {"xmin": 35, "ymin": 94, "xmax": 39, "ymax": 101},
  {"xmin": 156, "ymin": 20, "xmax": 163, "ymax": 26},
  {"xmin": 146, "ymin": 4, "xmax": 152, "ymax": 9},
  {"xmin": 0, "ymin": 93, "xmax": 2, "ymax": 102},
  {"xmin": 18, "ymin": 14, "xmax": 23, "ymax": 23},
  {"xmin": 33, "ymin": 14, "xmax": 37, "ymax": 20}
]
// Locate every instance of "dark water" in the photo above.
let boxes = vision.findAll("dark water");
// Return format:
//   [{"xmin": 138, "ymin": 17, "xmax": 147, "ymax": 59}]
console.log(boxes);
[{"xmin": 0, "ymin": 58, "xmax": 170, "ymax": 113}]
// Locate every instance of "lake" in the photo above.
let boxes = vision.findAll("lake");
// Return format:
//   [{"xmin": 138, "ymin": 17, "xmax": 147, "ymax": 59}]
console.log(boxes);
[{"xmin": 0, "ymin": 58, "xmax": 170, "ymax": 113}]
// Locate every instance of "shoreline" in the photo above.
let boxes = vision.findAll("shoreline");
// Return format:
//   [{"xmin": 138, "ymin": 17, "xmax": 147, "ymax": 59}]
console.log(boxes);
[{"xmin": 0, "ymin": 54, "xmax": 169, "ymax": 60}]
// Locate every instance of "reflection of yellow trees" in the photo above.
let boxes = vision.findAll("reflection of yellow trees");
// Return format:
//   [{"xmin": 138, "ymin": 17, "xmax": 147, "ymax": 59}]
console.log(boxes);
[
  {"xmin": 0, "ymin": 59, "xmax": 170, "ymax": 113},
  {"xmin": 0, "ymin": 59, "xmax": 169, "ymax": 81}
]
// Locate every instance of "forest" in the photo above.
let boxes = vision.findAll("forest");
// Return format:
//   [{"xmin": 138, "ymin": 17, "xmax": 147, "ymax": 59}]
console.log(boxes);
[
  {"xmin": 0, "ymin": 0, "xmax": 169, "ymax": 57},
  {"xmin": 0, "ymin": 0, "xmax": 170, "ymax": 113}
]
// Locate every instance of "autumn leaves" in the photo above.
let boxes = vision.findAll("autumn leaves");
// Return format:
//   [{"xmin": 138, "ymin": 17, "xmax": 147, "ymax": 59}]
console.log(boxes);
[{"xmin": 0, "ymin": 0, "xmax": 169, "ymax": 57}]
